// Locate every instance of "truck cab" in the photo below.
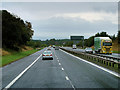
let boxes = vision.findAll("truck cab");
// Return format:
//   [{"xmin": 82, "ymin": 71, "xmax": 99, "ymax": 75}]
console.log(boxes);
[
  {"xmin": 94, "ymin": 37, "xmax": 112, "ymax": 54},
  {"xmin": 101, "ymin": 39, "xmax": 112, "ymax": 54}
]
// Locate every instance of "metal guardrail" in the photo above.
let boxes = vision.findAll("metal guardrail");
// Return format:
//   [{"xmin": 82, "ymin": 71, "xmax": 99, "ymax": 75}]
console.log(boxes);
[
  {"xmin": 62, "ymin": 47, "xmax": 120, "ymax": 63},
  {"xmin": 60, "ymin": 47, "xmax": 120, "ymax": 69},
  {"xmin": 92, "ymin": 54, "xmax": 120, "ymax": 63}
]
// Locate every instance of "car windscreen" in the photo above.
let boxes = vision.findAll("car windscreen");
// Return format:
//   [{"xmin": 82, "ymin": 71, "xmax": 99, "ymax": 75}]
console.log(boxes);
[{"xmin": 43, "ymin": 52, "xmax": 51, "ymax": 54}]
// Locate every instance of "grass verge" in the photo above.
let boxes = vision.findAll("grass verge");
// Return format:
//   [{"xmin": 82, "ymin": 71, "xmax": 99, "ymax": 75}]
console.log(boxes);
[
  {"xmin": 112, "ymin": 51, "xmax": 120, "ymax": 54},
  {"xmin": 0, "ymin": 48, "xmax": 42, "ymax": 67}
]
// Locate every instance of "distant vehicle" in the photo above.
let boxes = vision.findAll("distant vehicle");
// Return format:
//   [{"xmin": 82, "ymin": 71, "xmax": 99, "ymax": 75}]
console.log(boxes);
[
  {"xmin": 42, "ymin": 51, "xmax": 53, "ymax": 60},
  {"xmin": 55, "ymin": 46, "xmax": 60, "ymax": 50},
  {"xmin": 72, "ymin": 44, "xmax": 77, "ymax": 49},
  {"xmin": 36, "ymin": 48, "xmax": 41, "ymax": 50},
  {"xmin": 94, "ymin": 37, "xmax": 112, "ymax": 54},
  {"xmin": 47, "ymin": 48, "xmax": 51, "ymax": 50},
  {"xmin": 53, "ymin": 45, "xmax": 55, "ymax": 48},
  {"xmin": 85, "ymin": 48, "xmax": 93, "ymax": 53}
]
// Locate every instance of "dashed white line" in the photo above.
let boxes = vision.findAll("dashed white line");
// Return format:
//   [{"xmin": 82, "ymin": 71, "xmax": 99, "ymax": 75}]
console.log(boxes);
[
  {"xmin": 60, "ymin": 49, "xmax": 120, "ymax": 78},
  {"xmin": 65, "ymin": 76, "xmax": 75, "ymax": 89},
  {"xmin": 4, "ymin": 54, "xmax": 42, "ymax": 89},
  {"xmin": 56, "ymin": 55, "xmax": 75, "ymax": 90},
  {"xmin": 59, "ymin": 63, "xmax": 61, "ymax": 65},
  {"xmin": 65, "ymin": 76, "xmax": 69, "ymax": 80},
  {"xmin": 61, "ymin": 68, "xmax": 64, "ymax": 71}
]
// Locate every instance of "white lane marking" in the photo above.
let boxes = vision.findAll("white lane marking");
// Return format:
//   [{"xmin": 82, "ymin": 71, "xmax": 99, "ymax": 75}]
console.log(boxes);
[
  {"xmin": 61, "ymin": 68, "xmax": 64, "ymax": 71},
  {"xmin": 60, "ymin": 49, "xmax": 120, "ymax": 78},
  {"xmin": 65, "ymin": 76, "xmax": 75, "ymax": 89},
  {"xmin": 56, "ymin": 53, "xmax": 75, "ymax": 90},
  {"xmin": 59, "ymin": 63, "xmax": 61, "ymax": 65},
  {"xmin": 65, "ymin": 76, "xmax": 69, "ymax": 80},
  {"xmin": 4, "ymin": 54, "xmax": 42, "ymax": 89}
]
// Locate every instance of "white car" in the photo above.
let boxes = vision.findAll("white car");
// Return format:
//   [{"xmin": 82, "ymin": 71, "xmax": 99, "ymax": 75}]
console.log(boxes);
[
  {"xmin": 72, "ymin": 44, "xmax": 77, "ymax": 49},
  {"xmin": 42, "ymin": 51, "xmax": 53, "ymax": 60},
  {"xmin": 85, "ymin": 48, "xmax": 93, "ymax": 53}
]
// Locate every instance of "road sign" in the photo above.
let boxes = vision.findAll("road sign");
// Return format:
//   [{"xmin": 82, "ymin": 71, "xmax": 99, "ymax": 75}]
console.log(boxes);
[
  {"xmin": 70, "ymin": 36, "xmax": 84, "ymax": 48},
  {"xmin": 70, "ymin": 36, "xmax": 84, "ymax": 40}
]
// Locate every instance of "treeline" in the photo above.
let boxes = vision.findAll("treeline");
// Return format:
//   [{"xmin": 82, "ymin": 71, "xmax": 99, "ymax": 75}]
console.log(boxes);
[
  {"xmin": 39, "ymin": 31, "xmax": 119, "ymax": 48},
  {"xmin": 2, "ymin": 10, "xmax": 34, "ymax": 51},
  {"xmin": 2, "ymin": 10, "xmax": 120, "ymax": 50},
  {"xmin": 77, "ymin": 31, "xmax": 120, "ymax": 47},
  {"xmin": 27, "ymin": 39, "xmax": 71, "ymax": 48},
  {"xmin": 27, "ymin": 31, "xmax": 120, "ymax": 48},
  {"xmin": 27, "ymin": 40, "xmax": 47, "ymax": 48}
]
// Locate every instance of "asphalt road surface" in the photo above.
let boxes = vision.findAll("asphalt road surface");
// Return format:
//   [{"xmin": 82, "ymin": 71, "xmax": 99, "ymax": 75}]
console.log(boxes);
[
  {"xmin": 63, "ymin": 47, "xmax": 120, "ymax": 58},
  {"xmin": 2, "ymin": 47, "xmax": 120, "ymax": 89}
]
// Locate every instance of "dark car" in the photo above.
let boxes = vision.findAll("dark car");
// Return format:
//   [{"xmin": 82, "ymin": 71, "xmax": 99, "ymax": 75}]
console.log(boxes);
[{"xmin": 55, "ymin": 46, "xmax": 60, "ymax": 50}]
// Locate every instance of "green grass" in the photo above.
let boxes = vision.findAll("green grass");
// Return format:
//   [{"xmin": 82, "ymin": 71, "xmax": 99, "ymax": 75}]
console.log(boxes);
[
  {"xmin": 112, "ymin": 51, "xmax": 120, "ymax": 54},
  {"xmin": 0, "ymin": 49, "xmax": 42, "ymax": 67}
]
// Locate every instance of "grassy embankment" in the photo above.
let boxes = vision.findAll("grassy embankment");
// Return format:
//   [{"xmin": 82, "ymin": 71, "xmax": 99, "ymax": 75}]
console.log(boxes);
[
  {"xmin": 112, "ymin": 40, "xmax": 120, "ymax": 53},
  {"xmin": 0, "ymin": 46, "xmax": 43, "ymax": 67}
]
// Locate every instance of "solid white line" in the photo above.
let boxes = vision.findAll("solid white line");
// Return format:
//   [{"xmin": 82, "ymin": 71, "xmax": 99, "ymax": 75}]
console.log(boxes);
[
  {"xmin": 59, "ymin": 63, "xmax": 61, "ymax": 65},
  {"xmin": 60, "ymin": 49, "xmax": 120, "ymax": 78},
  {"xmin": 65, "ymin": 76, "xmax": 69, "ymax": 80},
  {"xmin": 61, "ymin": 68, "xmax": 64, "ymax": 71},
  {"xmin": 4, "ymin": 54, "xmax": 42, "ymax": 89}
]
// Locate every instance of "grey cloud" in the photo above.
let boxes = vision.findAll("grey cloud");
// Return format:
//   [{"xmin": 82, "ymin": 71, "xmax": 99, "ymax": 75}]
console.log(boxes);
[
  {"xmin": 33, "ymin": 16, "xmax": 117, "ymax": 40},
  {"xmin": 3, "ymin": 2, "xmax": 117, "ymax": 14},
  {"xmin": 2, "ymin": 2, "xmax": 118, "ymax": 40}
]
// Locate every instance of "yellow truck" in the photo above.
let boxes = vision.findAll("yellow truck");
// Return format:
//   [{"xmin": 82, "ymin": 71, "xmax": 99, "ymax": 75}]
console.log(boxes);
[{"xmin": 94, "ymin": 37, "xmax": 112, "ymax": 54}]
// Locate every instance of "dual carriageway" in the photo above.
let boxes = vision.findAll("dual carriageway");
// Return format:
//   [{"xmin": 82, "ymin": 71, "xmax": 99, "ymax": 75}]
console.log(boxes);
[{"xmin": 2, "ymin": 47, "xmax": 120, "ymax": 89}]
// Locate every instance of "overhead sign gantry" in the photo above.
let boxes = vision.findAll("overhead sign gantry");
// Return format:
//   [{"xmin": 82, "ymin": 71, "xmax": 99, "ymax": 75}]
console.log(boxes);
[
  {"xmin": 70, "ymin": 36, "xmax": 84, "ymax": 40},
  {"xmin": 70, "ymin": 36, "xmax": 84, "ymax": 48}
]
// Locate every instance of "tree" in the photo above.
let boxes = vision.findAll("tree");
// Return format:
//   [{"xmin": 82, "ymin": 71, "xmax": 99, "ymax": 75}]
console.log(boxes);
[
  {"xmin": 95, "ymin": 32, "xmax": 110, "ymax": 37},
  {"xmin": 2, "ymin": 10, "xmax": 34, "ymax": 50},
  {"xmin": 49, "ymin": 38, "xmax": 56, "ymax": 45},
  {"xmin": 117, "ymin": 30, "xmax": 120, "ymax": 43},
  {"xmin": 111, "ymin": 34, "xmax": 116, "ymax": 41},
  {"xmin": 85, "ymin": 36, "xmax": 94, "ymax": 47},
  {"xmin": 64, "ymin": 41, "xmax": 73, "ymax": 47}
]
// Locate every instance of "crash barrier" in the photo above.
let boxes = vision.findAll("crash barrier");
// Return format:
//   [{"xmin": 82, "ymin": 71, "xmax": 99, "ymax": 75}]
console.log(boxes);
[{"xmin": 60, "ymin": 48, "xmax": 120, "ymax": 70}]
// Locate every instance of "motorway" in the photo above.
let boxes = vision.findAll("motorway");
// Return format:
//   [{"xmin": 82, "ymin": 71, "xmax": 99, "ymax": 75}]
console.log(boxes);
[
  {"xmin": 63, "ymin": 47, "xmax": 120, "ymax": 59},
  {"xmin": 2, "ymin": 47, "xmax": 120, "ymax": 89}
]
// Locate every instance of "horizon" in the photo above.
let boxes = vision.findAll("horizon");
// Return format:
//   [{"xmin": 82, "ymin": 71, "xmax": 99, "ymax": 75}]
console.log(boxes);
[{"xmin": 1, "ymin": 2, "xmax": 118, "ymax": 40}]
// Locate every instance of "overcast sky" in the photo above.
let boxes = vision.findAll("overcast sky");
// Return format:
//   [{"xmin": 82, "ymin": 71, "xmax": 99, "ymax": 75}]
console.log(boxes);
[{"xmin": 1, "ymin": 2, "xmax": 118, "ymax": 40}]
